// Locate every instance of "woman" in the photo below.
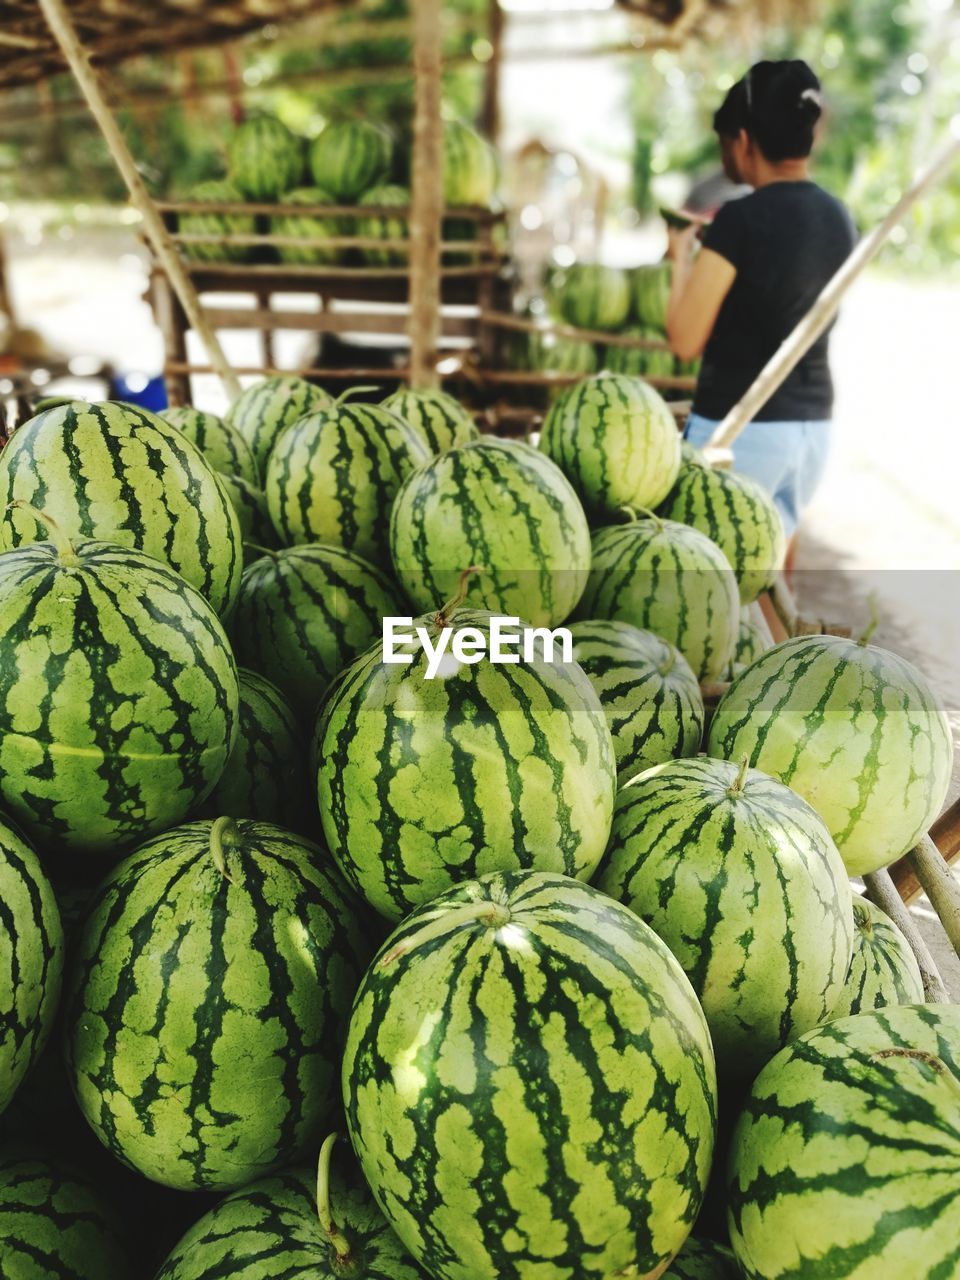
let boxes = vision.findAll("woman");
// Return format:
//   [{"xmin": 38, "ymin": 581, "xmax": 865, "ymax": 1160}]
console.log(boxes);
[{"xmin": 666, "ymin": 60, "xmax": 857, "ymax": 558}]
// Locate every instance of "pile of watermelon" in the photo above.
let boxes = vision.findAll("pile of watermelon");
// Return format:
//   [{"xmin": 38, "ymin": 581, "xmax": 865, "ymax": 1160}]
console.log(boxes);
[
  {"xmin": 179, "ymin": 113, "xmax": 498, "ymax": 267},
  {"xmin": 542, "ymin": 260, "xmax": 701, "ymax": 390},
  {"xmin": 0, "ymin": 372, "xmax": 956, "ymax": 1280}
]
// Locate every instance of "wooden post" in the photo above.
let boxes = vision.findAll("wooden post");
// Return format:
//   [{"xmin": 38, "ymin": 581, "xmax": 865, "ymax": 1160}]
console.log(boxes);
[
  {"xmin": 409, "ymin": 0, "xmax": 443, "ymax": 390},
  {"xmin": 705, "ymin": 131, "xmax": 960, "ymax": 460},
  {"xmin": 37, "ymin": 0, "xmax": 242, "ymax": 405},
  {"xmin": 482, "ymin": 0, "xmax": 504, "ymax": 144}
]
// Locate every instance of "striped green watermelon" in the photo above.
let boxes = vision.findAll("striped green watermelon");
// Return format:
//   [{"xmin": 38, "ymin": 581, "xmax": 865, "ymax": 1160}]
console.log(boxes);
[
  {"xmin": 266, "ymin": 400, "xmax": 429, "ymax": 562},
  {"xmin": 577, "ymin": 512, "xmax": 740, "ymax": 681},
  {"xmin": 553, "ymin": 264, "xmax": 632, "ymax": 331},
  {"xmin": 708, "ymin": 635, "xmax": 953, "ymax": 875},
  {"xmin": 179, "ymin": 179, "xmax": 254, "ymax": 264},
  {"xmin": 0, "ymin": 400, "xmax": 243, "ymax": 613},
  {"xmin": 389, "ymin": 437, "xmax": 591, "ymax": 627},
  {"xmin": 537, "ymin": 332, "xmax": 599, "ymax": 382},
  {"xmin": 727, "ymin": 1004, "xmax": 960, "ymax": 1278},
  {"xmin": 443, "ymin": 120, "xmax": 497, "ymax": 206},
  {"xmin": 271, "ymin": 186, "xmax": 343, "ymax": 265},
  {"xmin": 196, "ymin": 670, "xmax": 307, "ymax": 830},
  {"xmin": 225, "ymin": 376, "xmax": 332, "ymax": 477},
  {"xmin": 676, "ymin": 353, "xmax": 702, "ymax": 381},
  {"xmin": 732, "ymin": 603, "xmax": 774, "ymax": 669},
  {"xmin": 229, "ymin": 542, "xmax": 403, "ymax": 712},
  {"xmin": 358, "ymin": 184, "xmax": 410, "ymax": 265},
  {"xmin": 309, "ymin": 121, "xmax": 393, "ymax": 201},
  {"xmin": 381, "ymin": 387, "xmax": 478, "ymax": 455},
  {"xmin": 603, "ymin": 328, "xmax": 675, "ymax": 380},
  {"xmin": 633, "ymin": 262, "xmax": 673, "ymax": 330},
  {"xmin": 830, "ymin": 896, "xmax": 925, "ymax": 1019},
  {"xmin": 315, "ymin": 609, "xmax": 616, "ymax": 921},
  {"xmin": 0, "ymin": 818, "xmax": 63, "ymax": 1116},
  {"xmin": 228, "ymin": 114, "xmax": 304, "ymax": 200},
  {"xmin": 161, "ymin": 405, "xmax": 259, "ymax": 484},
  {"xmin": 664, "ymin": 1237, "xmax": 741, "ymax": 1278},
  {"xmin": 568, "ymin": 620, "xmax": 704, "ymax": 784},
  {"xmin": 343, "ymin": 870, "xmax": 718, "ymax": 1280},
  {"xmin": 599, "ymin": 758, "xmax": 853, "ymax": 1079},
  {"xmin": 539, "ymin": 373, "xmax": 681, "ymax": 521},
  {"xmin": 0, "ymin": 1153, "xmax": 133, "ymax": 1279},
  {"xmin": 216, "ymin": 471, "xmax": 278, "ymax": 558},
  {"xmin": 659, "ymin": 463, "xmax": 786, "ymax": 604},
  {"xmin": 66, "ymin": 818, "xmax": 369, "ymax": 1191},
  {"xmin": 154, "ymin": 1137, "xmax": 430, "ymax": 1279},
  {"xmin": 0, "ymin": 537, "xmax": 238, "ymax": 855}
]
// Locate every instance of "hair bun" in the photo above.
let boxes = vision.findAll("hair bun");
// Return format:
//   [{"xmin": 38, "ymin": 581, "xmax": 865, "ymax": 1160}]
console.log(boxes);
[{"xmin": 798, "ymin": 86, "xmax": 823, "ymax": 119}]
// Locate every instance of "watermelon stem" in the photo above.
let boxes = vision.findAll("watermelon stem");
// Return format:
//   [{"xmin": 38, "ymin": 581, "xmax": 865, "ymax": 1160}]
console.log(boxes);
[
  {"xmin": 243, "ymin": 541, "xmax": 278, "ymax": 560},
  {"xmin": 620, "ymin": 505, "xmax": 662, "ymax": 529},
  {"xmin": 316, "ymin": 1134, "xmax": 353, "ymax": 1262},
  {"xmin": 435, "ymin": 565, "xmax": 486, "ymax": 627},
  {"xmin": 6, "ymin": 501, "xmax": 80, "ymax": 565},
  {"xmin": 728, "ymin": 755, "xmax": 750, "ymax": 796},
  {"xmin": 379, "ymin": 899, "xmax": 512, "ymax": 968},
  {"xmin": 858, "ymin": 595, "xmax": 881, "ymax": 646},
  {"xmin": 209, "ymin": 816, "xmax": 239, "ymax": 883},
  {"xmin": 335, "ymin": 385, "xmax": 380, "ymax": 407}
]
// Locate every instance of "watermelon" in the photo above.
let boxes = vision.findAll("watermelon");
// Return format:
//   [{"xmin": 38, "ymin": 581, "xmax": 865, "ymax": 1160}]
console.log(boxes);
[
  {"xmin": 266, "ymin": 400, "xmax": 429, "ymax": 562},
  {"xmin": 309, "ymin": 121, "xmax": 393, "ymax": 201},
  {"xmin": 381, "ymin": 387, "xmax": 478, "ymax": 455},
  {"xmin": 708, "ymin": 635, "xmax": 953, "ymax": 875},
  {"xmin": 553, "ymin": 263, "xmax": 632, "ymax": 331},
  {"xmin": 271, "ymin": 185, "xmax": 343, "ymax": 265},
  {"xmin": 389, "ymin": 437, "xmax": 591, "ymax": 628},
  {"xmin": 358, "ymin": 184, "xmax": 410, "ymax": 265},
  {"xmin": 538, "ymin": 332, "xmax": 599, "ymax": 381},
  {"xmin": 228, "ymin": 114, "xmax": 304, "ymax": 200},
  {"xmin": 216, "ymin": 471, "xmax": 278, "ymax": 557},
  {"xmin": 727, "ymin": 1004, "xmax": 960, "ymax": 1278},
  {"xmin": 664, "ymin": 1237, "xmax": 741, "ymax": 1278},
  {"xmin": 443, "ymin": 120, "xmax": 497, "ymax": 206},
  {"xmin": 315, "ymin": 608, "xmax": 616, "ymax": 921},
  {"xmin": 633, "ymin": 262, "xmax": 673, "ymax": 329},
  {"xmin": 568, "ymin": 620, "xmax": 704, "ymax": 784},
  {"xmin": 229, "ymin": 542, "xmax": 403, "ymax": 712},
  {"xmin": 196, "ymin": 670, "xmax": 307, "ymax": 830},
  {"xmin": 343, "ymin": 870, "xmax": 718, "ymax": 1280},
  {"xmin": 599, "ymin": 758, "xmax": 853, "ymax": 1079},
  {"xmin": 225, "ymin": 375, "xmax": 332, "ymax": 477},
  {"xmin": 577, "ymin": 512, "xmax": 740, "ymax": 681},
  {"xmin": 178, "ymin": 179, "xmax": 254, "ymax": 264},
  {"xmin": 161, "ymin": 405, "xmax": 259, "ymax": 485},
  {"xmin": 0, "ymin": 818, "xmax": 63, "ymax": 1116},
  {"xmin": 676, "ymin": 353, "xmax": 702, "ymax": 381},
  {"xmin": 154, "ymin": 1138, "xmax": 430, "ymax": 1279},
  {"xmin": 0, "ymin": 537, "xmax": 238, "ymax": 855},
  {"xmin": 0, "ymin": 400, "xmax": 243, "ymax": 614},
  {"xmin": 830, "ymin": 896, "xmax": 925, "ymax": 1019},
  {"xmin": 66, "ymin": 818, "xmax": 369, "ymax": 1191},
  {"xmin": 603, "ymin": 327, "xmax": 675, "ymax": 380},
  {"xmin": 0, "ymin": 1152, "xmax": 133, "ymax": 1279},
  {"xmin": 732, "ymin": 602, "xmax": 774, "ymax": 669},
  {"xmin": 659, "ymin": 463, "xmax": 786, "ymax": 603},
  {"xmin": 539, "ymin": 373, "xmax": 681, "ymax": 521}
]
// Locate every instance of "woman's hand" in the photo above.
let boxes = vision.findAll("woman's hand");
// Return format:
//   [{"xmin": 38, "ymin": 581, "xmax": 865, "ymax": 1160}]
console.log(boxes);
[{"xmin": 666, "ymin": 222, "xmax": 702, "ymax": 264}]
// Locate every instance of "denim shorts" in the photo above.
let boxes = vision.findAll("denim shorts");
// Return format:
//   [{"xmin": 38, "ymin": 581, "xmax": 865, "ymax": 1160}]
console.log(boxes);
[{"xmin": 684, "ymin": 414, "xmax": 832, "ymax": 537}]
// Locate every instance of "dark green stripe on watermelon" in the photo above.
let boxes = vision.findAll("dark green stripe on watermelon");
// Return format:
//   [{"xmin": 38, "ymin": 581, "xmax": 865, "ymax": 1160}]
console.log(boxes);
[
  {"xmin": 0, "ymin": 400, "xmax": 243, "ymax": 614},
  {"xmin": 0, "ymin": 539, "xmax": 239, "ymax": 855},
  {"xmin": 225, "ymin": 376, "xmax": 332, "ymax": 477},
  {"xmin": 66, "ymin": 819, "xmax": 370, "ymax": 1192},
  {"xmin": 161, "ymin": 407, "xmax": 259, "ymax": 486}
]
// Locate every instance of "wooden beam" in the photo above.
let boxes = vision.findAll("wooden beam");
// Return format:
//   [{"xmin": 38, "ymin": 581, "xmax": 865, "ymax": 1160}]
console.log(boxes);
[
  {"xmin": 409, "ymin": 0, "xmax": 443, "ymax": 389},
  {"xmin": 481, "ymin": 0, "xmax": 504, "ymax": 144},
  {"xmin": 37, "ymin": 0, "xmax": 241, "ymax": 404}
]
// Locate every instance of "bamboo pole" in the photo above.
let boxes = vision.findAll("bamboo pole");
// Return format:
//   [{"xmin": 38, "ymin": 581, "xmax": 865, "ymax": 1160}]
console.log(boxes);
[
  {"xmin": 891, "ymin": 796, "xmax": 960, "ymax": 903},
  {"xmin": 36, "ymin": 0, "xmax": 241, "ymax": 405},
  {"xmin": 906, "ymin": 835, "xmax": 960, "ymax": 958},
  {"xmin": 705, "ymin": 131, "xmax": 960, "ymax": 461},
  {"xmin": 482, "ymin": 0, "xmax": 505, "ymax": 144},
  {"xmin": 409, "ymin": 0, "xmax": 443, "ymax": 389}
]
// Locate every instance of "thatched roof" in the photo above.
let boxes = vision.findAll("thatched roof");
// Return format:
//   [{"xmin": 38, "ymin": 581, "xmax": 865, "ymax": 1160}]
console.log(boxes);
[{"xmin": 0, "ymin": 0, "xmax": 340, "ymax": 92}]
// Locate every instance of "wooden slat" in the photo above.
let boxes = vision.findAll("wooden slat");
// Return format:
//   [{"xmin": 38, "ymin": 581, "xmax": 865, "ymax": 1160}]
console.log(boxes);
[
  {"xmin": 200, "ymin": 306, "xmax": 477, "ymax": 338},
  {"xmin": 481, "ymin": 309, "xmax": 676, "ymax": 351},
  {"xmin": 159, "ymin": 200, "xmax": 503, "ymax": 222}
]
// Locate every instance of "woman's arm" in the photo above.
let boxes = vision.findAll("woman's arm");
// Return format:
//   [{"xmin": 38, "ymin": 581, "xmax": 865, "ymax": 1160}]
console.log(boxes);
[{"xmin": 666, "ymin": 227, "xmax": 737, "ymax": 361}]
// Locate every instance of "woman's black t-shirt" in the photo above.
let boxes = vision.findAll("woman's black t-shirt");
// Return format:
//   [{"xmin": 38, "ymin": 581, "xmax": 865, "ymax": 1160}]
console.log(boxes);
[{"xmin": 692, "ymin": 181, "xmax": 857, "ymax": 422}]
